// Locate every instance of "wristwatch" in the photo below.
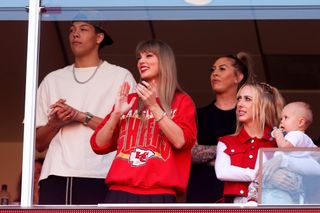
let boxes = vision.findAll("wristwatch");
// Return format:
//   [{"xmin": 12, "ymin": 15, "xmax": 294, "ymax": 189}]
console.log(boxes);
[{"xmin": 83, "ymin": 112, "xmax": 93, "ymax": 126}]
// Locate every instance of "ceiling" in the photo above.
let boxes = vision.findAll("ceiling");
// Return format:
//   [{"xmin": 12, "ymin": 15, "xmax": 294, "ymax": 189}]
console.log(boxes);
[{"xmin": 1, "ymin": 19, "xmax": 319, "ymax": 143}]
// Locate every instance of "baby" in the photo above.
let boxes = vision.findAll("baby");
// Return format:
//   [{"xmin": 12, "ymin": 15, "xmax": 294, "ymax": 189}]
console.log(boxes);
[
  {"xmin": 271, "ymin": 101, "xmax": 316, "ymax": 148},
  {"xmin": 248, "ymin": 102, "xmax": 317, "ymax": 204}
]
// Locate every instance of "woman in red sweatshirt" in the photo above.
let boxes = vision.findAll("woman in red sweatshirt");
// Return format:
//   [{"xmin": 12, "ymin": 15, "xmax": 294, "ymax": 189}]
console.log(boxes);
[{"xmin": 90, "ymin": 40, "xmax": 197, "ymax": 203}]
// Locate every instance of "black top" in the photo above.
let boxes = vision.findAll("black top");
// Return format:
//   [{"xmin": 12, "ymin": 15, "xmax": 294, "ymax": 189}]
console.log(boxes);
[{"xmin": 186, "ymin": 101, "xmax": 236, "ymax": 203}]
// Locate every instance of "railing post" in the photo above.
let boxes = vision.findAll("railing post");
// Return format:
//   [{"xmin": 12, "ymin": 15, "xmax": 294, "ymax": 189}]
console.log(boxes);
[{"xmin": 20, "ymin": 0, "xmax": 42, "ymax": 207}]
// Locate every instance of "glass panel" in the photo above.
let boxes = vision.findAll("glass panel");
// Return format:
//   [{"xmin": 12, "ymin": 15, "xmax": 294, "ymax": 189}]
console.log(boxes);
[
  {"xmin": 0, "ymin": 0, "xmax": 29, "ymax": 20},
  {"xmin": 0, "ymin": 0, "xmax": 29, "ymax": 206},
  {"xmin": 41, "ymin": 0, "xmax": 320, "ymax": 7},
  {"xmin": 0, "ymin": 20, "xmax": 28, "ymax": 205},
  {"xmin": 1, "ymin": 0, "xmax": 28, "ymax": 7},
  {"xmin": 40, "ymin": 1, "xmax": 320, "ymax": 21},
  {"xmin": 259, "ymin": 148, "xmax": 320, "ymax": 205}
]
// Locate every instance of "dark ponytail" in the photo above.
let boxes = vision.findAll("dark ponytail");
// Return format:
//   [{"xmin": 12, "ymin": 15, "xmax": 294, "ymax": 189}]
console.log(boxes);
[{"xmin": 225, "ymin": 52, "xmax": 256, "ymax": 86}]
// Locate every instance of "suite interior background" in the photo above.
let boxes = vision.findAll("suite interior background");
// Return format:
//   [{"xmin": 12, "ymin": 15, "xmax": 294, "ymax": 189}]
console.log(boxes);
[{"xmin": 0, "ymin": 19, "xmax": 319, "ymax": 200}]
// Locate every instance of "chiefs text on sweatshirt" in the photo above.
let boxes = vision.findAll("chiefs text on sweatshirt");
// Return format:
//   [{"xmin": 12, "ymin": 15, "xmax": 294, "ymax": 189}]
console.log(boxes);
[{"xmin": 91, "ymin": 92, "xmax": 197, "ymax": 196}]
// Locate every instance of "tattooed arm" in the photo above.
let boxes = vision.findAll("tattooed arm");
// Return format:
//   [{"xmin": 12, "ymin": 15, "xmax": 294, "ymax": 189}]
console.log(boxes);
[{"xmin": 191, "ymin": 143, "xmax": 217, "ymax": 164}]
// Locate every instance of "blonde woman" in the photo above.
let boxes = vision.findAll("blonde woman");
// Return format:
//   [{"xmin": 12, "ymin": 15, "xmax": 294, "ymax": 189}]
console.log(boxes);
[
  {"xmin": 90, "ymin": 40, "xmax": 197, "ymax": 203},
  {"xmin": 215, "ymin": 82, "xmax": 285, "ymax": 203}
]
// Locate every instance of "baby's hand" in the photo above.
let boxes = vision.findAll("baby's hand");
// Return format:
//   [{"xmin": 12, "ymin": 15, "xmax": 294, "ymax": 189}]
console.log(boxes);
[
  {"xmin": 271, "ymin": 127, "xmax": 293, "ymax": 148},
  {"xmin": 271, "ymin": 127, "xmax": 284, "ymax": 139}
]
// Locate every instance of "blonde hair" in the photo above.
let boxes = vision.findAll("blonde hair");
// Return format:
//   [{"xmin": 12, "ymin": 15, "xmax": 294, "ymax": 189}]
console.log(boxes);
[
  {"xmin": 136, "ymin": 40, "xmax": 183, "ymax": 114},
  {"xmin": 235, "ymin": 82, "xmax": 285, "ymax": 135},
  {"xmin": 287, "ymin": 101, "xmax": 313, "ymax": 129}
]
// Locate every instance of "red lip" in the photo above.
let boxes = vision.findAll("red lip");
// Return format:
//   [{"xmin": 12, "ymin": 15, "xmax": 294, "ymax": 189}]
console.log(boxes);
[{"xmin": 139, "ymin": 65, "xmax": 149, "ymax": 73}]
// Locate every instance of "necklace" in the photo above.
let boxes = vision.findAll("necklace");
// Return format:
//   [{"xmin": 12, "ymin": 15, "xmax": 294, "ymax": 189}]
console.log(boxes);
[{"xmin": 72, "ymin": 60, "xmax": 103, "ymax": 84}]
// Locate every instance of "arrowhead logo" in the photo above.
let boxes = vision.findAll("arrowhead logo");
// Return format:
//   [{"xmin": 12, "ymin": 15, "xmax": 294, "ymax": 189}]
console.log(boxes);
[{"xmin": 129, "ymin": 148, "xmax": 155, "ymax": 166}]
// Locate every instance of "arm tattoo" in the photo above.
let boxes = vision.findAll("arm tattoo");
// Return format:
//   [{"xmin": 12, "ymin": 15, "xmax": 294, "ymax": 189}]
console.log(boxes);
[{"xmin": 191, "ymin": 143, "xmax": 217, "ymax": 164}]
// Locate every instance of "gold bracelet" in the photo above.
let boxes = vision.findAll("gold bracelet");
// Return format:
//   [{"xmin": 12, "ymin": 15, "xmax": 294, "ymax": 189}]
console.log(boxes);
[{"xmin": 155, "ymin": 111, "xmax": 167, "ymax": 122}]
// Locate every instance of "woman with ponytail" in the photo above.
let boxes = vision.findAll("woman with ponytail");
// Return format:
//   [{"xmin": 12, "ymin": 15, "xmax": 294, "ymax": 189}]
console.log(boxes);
[{"xmin": 187, "ymin": 52, "xmax": 255, "ymax": 203}]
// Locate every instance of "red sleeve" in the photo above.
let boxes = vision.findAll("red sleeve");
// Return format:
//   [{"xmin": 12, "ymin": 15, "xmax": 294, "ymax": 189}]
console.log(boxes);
[
  {"xmin": 171, "ymin": 93, "xmax": 197, "ymax": 150},
  {"xmin": 90, "ymin": 108, "xmax": 120, "ymax": 155}
]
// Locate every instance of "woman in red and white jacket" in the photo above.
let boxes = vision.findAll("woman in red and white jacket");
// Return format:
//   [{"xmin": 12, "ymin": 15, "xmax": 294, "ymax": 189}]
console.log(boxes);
[
  {"xmin": 215, "ymin": 82, "xmax": 285, "ymax": 203},
  {"xmin": 90, "ymin": 40, "xmax": 197, "ymax": 203}
]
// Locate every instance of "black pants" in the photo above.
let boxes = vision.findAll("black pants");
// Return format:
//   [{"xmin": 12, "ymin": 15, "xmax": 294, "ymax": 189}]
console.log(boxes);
[
  {"xmin": 104, "ymin": 190, "xmax": 176, "ymax": 203},
  {"xmin": 39, "ymin": 175, "xmax": 108, "ymax": 205}
]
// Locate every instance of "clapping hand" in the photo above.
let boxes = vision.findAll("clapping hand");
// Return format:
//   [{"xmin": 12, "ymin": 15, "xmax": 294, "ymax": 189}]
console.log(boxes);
[
  {"xmin": 114, "ymin": 82, "xmax": 136, "ymax": 116},
  {"xmin": 136, "ymin": 80, "xmax": 157, "ymax": 109},
  {"xmin": 48, "ymin": 99, "xmax": 78, "ymax": 126}
]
